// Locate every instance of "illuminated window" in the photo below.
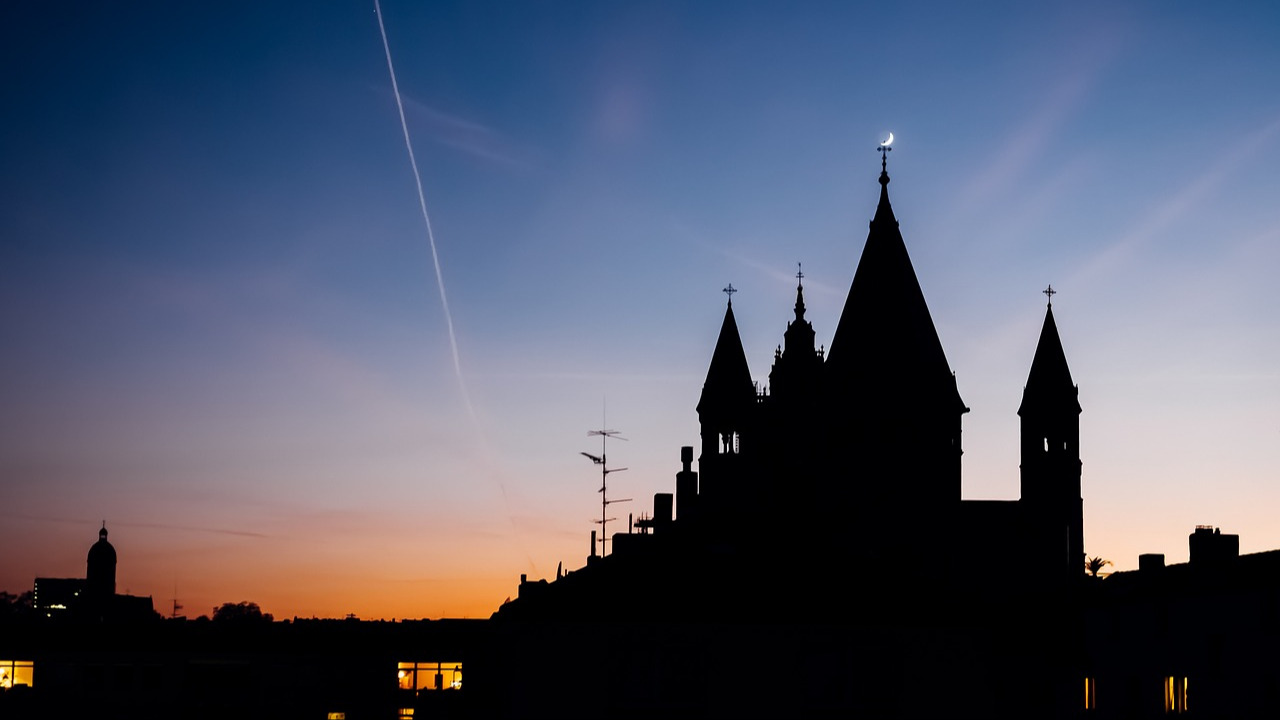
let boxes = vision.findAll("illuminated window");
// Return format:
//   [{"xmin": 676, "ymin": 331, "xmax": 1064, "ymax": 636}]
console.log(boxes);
[
  {"xmin": 397, "ymin": 662, "xmax": 462, "ymax": 692},
  {"xmin": 0, "ymin": 661, "xmax": 34, "ymax": 689},
  {"xmin": 326, "ymin": 714, "xmax": 346, "ymax": 720},
  {"xmin": 1164, "ymin": 676, "xmax": 1188, "ymax": 713},
  {"xmin": 1084, "ymin": 677, "xmax": 1096, "ymax": 710},
  {"xmin": 398, "ymin": 709, "xmax": 414, "ymax": 719}
]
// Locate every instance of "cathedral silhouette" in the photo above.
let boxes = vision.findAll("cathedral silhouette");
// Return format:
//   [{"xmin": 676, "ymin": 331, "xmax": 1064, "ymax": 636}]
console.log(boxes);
[{"xmin": 485, "ymin": 156, "xmax": 1088, "ymax": 717}]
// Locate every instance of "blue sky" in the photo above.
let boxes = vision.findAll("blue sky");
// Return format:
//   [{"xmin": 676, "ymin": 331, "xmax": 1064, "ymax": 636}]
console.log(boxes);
[{"xmin": 3, "ymin": 1, "xmax": 1280, "ymax": 618}]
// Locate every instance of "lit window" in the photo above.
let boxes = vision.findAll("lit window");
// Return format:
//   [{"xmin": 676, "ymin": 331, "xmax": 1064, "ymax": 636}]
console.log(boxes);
[
  {"xmin": 398, "ymin": 709, "xmax": 414, "ymax": 719},
  {"xmin": 326, "ymin": 714, "xmax": 346, "ymax": 720},
  {"xmin": 397, "ymin": 662, "xmax": 462, "ymax": 692},
  {"xmin": 1164, "ymin": 676, "xmax": 1188, "ymax": 713},
  {"xmin": 1084, "ymin": 677, "xmax": 1096, "ymax": 710},
  {"xmin": 0, "ymin": 661, "xmax": 34, "ymax": 689}
]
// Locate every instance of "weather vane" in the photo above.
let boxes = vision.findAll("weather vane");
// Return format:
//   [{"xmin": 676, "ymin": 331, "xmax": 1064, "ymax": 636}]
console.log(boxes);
[
  {"xmin": 878, "ymin": 132, "xmax": 894, "ymax": 171},
  {"xmin": 1043, "ymin": 284, "xmax": 1056, "ymax": 307}
]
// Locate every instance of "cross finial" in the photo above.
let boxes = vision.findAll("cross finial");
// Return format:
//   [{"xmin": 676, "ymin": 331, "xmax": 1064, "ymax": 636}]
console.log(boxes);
[
  {"xmin": 878, "ymin": 132, "xmax": 893, "ymax": 174},
  {"xmin": 1043, "ymin": 284, "xmax": 1056, "ymax": 307},
  {"xmin": 723, "ymin": 283, "xmax": 737, "ymax": 305},
  {"xmin": 796, "ymin": 263, "xmax": 804, "ymax": 287}
]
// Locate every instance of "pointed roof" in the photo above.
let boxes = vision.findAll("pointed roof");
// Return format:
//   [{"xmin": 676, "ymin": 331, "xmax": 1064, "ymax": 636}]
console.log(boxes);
[
  {"xmin": 1019, "ymin": 304, "xmax": 1080, "ymax": 415},
  {"xmin": 697, "ymin": 298, "xmax": 755, "ymax": 418},
  {"xmin": 825, "ymin": 166, "xmax": 966, "ymax": 412},
  {"xmin": 793, "ymin": 265, "xmax": 807, "ymax": 322}
]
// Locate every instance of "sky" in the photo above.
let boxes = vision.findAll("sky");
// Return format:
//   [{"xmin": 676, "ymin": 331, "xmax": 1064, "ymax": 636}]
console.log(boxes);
[{"xmin": 3, "ymin": 1, "xmax": 1280, "ymax": 620}]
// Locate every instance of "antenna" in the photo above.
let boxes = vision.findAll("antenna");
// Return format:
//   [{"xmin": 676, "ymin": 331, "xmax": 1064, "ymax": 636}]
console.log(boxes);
[
  {"xmin": 171, "ymin": 580, "xmax": 183, "ymax": 619},
  {"xmin": 583, "ymin": 404, "xmax": 629, "ymax": 556}
]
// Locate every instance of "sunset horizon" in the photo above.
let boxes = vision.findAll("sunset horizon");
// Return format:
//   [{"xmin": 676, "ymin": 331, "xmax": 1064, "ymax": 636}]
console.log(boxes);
[{"xmin": 5, "ymin": 1, "xmax": 1280, "ymax": 623}]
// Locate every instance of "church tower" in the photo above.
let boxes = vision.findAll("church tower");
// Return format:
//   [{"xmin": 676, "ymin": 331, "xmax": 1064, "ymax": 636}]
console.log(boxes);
[
  {"xmin": 1018, "ymin": 291, "xmax": 1083, "ymax": 582},
  {"xmin": 823, "ymin": 157, "xmax": 968, "ymax": 538},
  {"xmin": 86, "ymin": 523, "xmax": 117, "ymax": 612},
  {"xmin": 696, "ymin": 288, "xmax": 757, "ymax": 520}
]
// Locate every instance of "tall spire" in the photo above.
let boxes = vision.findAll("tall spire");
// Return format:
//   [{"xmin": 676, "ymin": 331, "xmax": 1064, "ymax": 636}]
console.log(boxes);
[
  {"xmin": 826, "ymin": 144, "xmax": 966, "ymax": 415},
  {"xmin": 1020, "ymin": 292, "xmax": 1079, "ymax": 416},
  {"xmin": 793, "ymin": 263, "xmax": 806, "ymax": 321},
  {"xmin": 697, "ymin": 288, "xmax": 755, "ymax": 419}
]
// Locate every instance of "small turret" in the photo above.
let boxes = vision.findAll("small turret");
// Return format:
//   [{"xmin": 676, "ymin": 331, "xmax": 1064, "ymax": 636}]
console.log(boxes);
[{"xmin": 696, "ymin": 286, "xmax": 755, "ymax": 459}]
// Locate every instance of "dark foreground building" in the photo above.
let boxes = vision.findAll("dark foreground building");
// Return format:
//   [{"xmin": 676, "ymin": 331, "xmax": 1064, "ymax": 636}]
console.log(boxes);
[
  {"xmin": 486, "ymin": 157, "xmax": 1086, "ymax": 718},
  {"xmin": 4, "ymin": 160, "xmax": 1279, "ymax": 719}
]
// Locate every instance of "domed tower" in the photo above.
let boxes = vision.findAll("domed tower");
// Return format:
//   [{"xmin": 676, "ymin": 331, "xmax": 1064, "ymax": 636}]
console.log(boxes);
[{"xmin": 86, "ymin": 523, "xmax": 117, "ymax": 600}]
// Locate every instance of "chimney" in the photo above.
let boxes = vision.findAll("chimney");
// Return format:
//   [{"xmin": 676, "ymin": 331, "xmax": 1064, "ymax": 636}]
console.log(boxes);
[
  {"xmin": 654, "ymin": 493, "xmax": 673, "ymax": 527},
  {"xmin": 1189, "ymin": 526, "xmax": 1239, "ymax": 568},
  {"xmin": 676, "ymin": 446, "xmax": 698, "ymax": 521},
  {"xmin": 1138, "ymin": 553, "xmax": 1164, "ymax": 572}
]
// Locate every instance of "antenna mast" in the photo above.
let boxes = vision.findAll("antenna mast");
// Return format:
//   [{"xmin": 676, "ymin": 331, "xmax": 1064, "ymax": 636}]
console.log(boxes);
[
  {"xmin": 582, "ymin": 410, "xmax": 629, "ymax": 556},
  {"xmin": 171, "ymin": 581, "xmax": 183, "ymax": 619}
]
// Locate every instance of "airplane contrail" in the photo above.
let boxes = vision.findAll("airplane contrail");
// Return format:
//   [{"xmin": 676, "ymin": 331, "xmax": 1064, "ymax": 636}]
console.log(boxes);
[
  {"xmin": 373, "ymin": 2, "xmax": 536, "ymax": 573},
  {"xmin": 373, "ymin": 0, "xmax": 475, "ymax": 421}
]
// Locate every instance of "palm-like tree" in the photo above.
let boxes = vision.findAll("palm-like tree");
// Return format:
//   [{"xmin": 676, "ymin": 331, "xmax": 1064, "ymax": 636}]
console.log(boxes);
[{"xmin": 1085, "ymin": 555, "xmax": 1112, "ymax": 578}]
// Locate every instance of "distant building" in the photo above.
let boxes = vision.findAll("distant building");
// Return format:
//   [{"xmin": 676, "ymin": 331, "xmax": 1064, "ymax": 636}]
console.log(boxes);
[
  {"xmin": 31, "ymin": 578, "xmax": 83, "ymax": 618},
  {"xmin": 32, "ymin": 524, "xmax": 154, "ymax": 623}
]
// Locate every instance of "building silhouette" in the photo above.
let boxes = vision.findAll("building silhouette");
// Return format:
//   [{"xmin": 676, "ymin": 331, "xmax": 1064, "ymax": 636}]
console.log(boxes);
[
  {"xmin": 486, "ymin": 158, "xmax": 1089, "ymax": 717},
  {"xmin": 501, "ymin": 159, "xmax": 1085, "ymax": 605},
  {"xmin": 6, "ymin": 159, "xmax": 1280, "ymax": 719},
  {"xmin": 33, "ymin": 524, "xmax": 155, "ymax": 623}
]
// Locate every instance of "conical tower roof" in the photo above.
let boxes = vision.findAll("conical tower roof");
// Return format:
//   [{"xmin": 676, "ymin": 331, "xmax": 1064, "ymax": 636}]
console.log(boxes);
[
  {"xmin": 825, "ymin": 165, "xmax": 965, "ymax": 412},
  {"xmin": 1019, "ymin": 302, "xmax": 1080, "ymax": 416},
  {"xmin": 697, "ymin": 296, "xmax": 755, "ymax": 418}
]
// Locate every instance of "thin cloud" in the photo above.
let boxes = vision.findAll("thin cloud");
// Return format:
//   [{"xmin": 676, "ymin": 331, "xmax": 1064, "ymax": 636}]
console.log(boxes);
[
  {"xmin": 398, "ymin": 95, "xmax": 541, "ymax": 170},
  {"xmin": 0, "ymin": 513, "xmax": 269, "ymax": 538},
  {"xmin": 668, "ymin": 220, "xmax": 844, "ymax": 299},
  {"xmin": 951, "ymin": 31, "xmax": 1122, "ymax": 219},
  {"xmin": 1075, "ymin": 113, "xmax": 1280, "ymax": 284}
]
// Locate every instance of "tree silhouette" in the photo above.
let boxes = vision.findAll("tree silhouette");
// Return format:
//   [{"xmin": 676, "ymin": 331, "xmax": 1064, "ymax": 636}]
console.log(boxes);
[
  {"xmin": 0, "ymin": 591, "xmax": 34, "ymax": 623},
  {"xmin": 212, "ymin": 601, "xmax": 273, "ymax": 623},
  {"xmin": 1085, "ymin": 556, "xmax": 1111, "ymax": 578}
]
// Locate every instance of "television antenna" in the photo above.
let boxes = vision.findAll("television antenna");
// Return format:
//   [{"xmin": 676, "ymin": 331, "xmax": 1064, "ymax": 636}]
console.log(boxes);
[
  {"xmin": 171, "ymin": 581, "xmax": 183, "ymax": 619},
  {"xmin": 582, "ymin": 424, "xmax": 629, "ymax": 556}
]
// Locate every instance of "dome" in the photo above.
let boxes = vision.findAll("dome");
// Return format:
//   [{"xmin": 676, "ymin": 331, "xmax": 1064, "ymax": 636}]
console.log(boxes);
[{"xmin": 86, "ymin": 523, "xmax": 117, "ymax": 597}]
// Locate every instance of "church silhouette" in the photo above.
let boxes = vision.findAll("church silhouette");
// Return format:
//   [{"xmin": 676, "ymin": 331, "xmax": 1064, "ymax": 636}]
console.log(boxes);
[{"xmin": 486, "ymin": 156, "xmax": 1088, "ymax": 717}]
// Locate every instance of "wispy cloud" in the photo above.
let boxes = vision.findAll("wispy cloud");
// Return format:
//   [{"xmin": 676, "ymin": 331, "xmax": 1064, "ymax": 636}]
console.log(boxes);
[
  {"xmin": 668, "ymin": 220, "xmax": 844, "ymax": 299},
  {"xmin": 951, "ymin": 31, "xmax": 1122, "ymax": 219},
  {"xmin": 1075, "ymin": 113, "xmax": 1280, "ymax": 284},
  {"xmin": 0, "ymin": 513, "xmax": 269, "ymax": 538},
  {"xmin": 398, "ymin": 95, "xmax": 541, "ymax": 170}
]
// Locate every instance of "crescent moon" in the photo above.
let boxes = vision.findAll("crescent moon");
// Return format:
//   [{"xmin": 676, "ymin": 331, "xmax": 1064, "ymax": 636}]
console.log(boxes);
[{"xmin": 880, "ymin": 132, "xmax": 894, "ymax": 147}]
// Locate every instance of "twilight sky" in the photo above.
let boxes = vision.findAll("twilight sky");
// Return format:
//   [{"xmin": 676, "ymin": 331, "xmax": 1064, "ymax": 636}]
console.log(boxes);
[{"xmin": 3, "ymin": 1, "xmax": 1280, "ymax": 620}]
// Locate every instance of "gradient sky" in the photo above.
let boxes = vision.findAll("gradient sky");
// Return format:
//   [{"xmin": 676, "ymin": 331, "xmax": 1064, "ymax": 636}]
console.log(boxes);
[{"xmin": 3, "ymin": 1, "xmax": 1280, "ymax": 620}]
